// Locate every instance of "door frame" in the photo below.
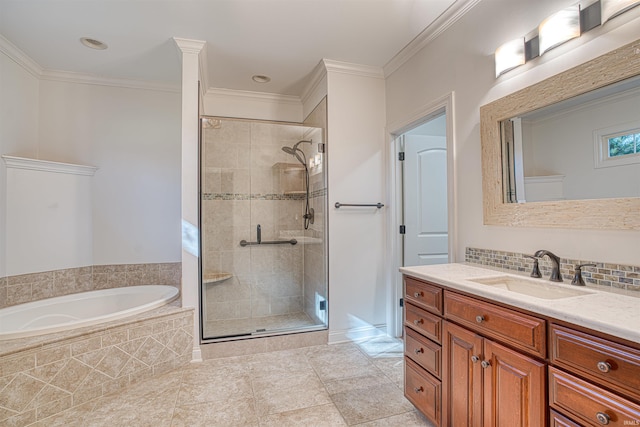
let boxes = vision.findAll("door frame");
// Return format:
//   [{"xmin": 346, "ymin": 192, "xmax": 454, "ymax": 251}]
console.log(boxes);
[{"xmin": 385, "ymin": 92, "xmax": 457, "ymax": 337}]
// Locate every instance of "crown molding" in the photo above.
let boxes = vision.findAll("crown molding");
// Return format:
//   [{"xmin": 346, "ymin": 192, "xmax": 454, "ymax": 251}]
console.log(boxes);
[
  {"xmin": 0, "ymin": 34, "xmax": 43, "ymax": 78},
  {"xmin": 1, "ymin": 34, "xmax": 180, "ymax": 92},
  {"xmin": 300, "ymin": 60, "xmax": 328, "ymax": 105},
  {"xmin": 2, "ymin": 155, "xmax": 98, "ymax": 176},
  {"xmin": 173, "ymin": 37, "xmax": 206, "ymax": 55},
  {"xmin": 384, "ymin": 0, "xmax": 481, "ymax": 77},
  {"xmin": 322, "ymin": 59, "xmax": 385, "ymax": 79},
  {"xmin": 40, "ymin": 69, "xmax": 180, "ymax": 92},
  {"xmin": 206, "ymin": 87, "xmax": 302, "ymax": 105}
]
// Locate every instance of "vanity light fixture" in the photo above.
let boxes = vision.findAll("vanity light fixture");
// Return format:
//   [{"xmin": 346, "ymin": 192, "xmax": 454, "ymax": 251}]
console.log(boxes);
[
  {"xmin": 539, "ymin": 5, "xmax": 581, "ymax": 55},
  {"xmin": 495, "ymin": 38, "xmax": 526, "ymax": 77},
  {"xmin": 601, "ymin": 0, "xmax": 640, "ymax": 23},
  {"xmin": 495, "ymin": 0, "xmax": 640, "ymax": 78}
]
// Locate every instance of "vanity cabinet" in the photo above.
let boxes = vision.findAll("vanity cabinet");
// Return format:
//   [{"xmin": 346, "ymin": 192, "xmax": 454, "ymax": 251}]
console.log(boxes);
[
  {"xmin": 403, "ymin": 275, "xmax": 545, "ymax": 427},
  {"xmin": 549, "ymin": 324, "xmax": 640, "ymax": 426},
  {"xmin": 442, "ymin": 304, "xmax": 545, "ymax": 427},
  {"xmin": 403, "ymin": 277, "xmax": 444, "ymax": 426}
]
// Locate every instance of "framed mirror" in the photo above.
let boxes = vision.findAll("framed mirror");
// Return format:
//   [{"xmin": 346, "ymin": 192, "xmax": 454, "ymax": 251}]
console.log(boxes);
[{"xmin": 480, "ymin": 38, "xmax": 640, "ymax": 230}]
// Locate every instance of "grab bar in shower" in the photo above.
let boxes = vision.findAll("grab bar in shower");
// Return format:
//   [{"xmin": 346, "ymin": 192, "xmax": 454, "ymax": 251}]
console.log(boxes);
[
  {"xmin": 239, "ymin": 239, "xmax": 297, "ymax": 247},
  {"xmin": 334, "ymin": 202, "xmax": 384, "ymax": 209}
]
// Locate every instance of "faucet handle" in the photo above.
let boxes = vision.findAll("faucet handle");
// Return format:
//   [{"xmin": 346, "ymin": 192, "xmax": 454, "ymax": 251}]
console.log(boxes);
[
  {"xmin": 524, "ymin": 255, "xmax": 542, "ymax": 278},
  {"xmin": 571, "ymin": 263, "xmax": 597, "ymax": 286}
]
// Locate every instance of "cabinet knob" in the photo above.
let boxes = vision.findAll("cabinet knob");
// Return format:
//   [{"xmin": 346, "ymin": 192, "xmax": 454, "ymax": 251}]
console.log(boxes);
[
  {"xmin": 414, "ymin": 386, "xmax": 424, "ymax": 393},
  {"xmin": 413, "ymin": 319, "xmax": 424, "ymax": 326},
  {"xmin": 414, "ymin": 292, "xmax": 423, "ymax": 298},
  {"xmin": 596, "ymin": 361, "xmax": 611, "ymax": 373},
  {"xmin": 481, "ymin": 360, "xmax": 491, "ymax": 369},
  {"xmin": 414, "ymin": 348, "xmax": 424, "ymax": 355},
  {"xmin": 471, "ymin": 355, "xmax": 480, "ymax": 363},
  {"xmin": 476, "ymin": 315, "xmax": 485, "ymax": 323},
  {"xmin": 595, "ymin": 412, "xmax": 610, "ymax": 425}
]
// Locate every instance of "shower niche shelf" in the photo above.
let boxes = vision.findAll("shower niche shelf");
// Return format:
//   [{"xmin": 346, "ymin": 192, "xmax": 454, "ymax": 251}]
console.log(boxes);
[
  {"xmin": 203, "ymin": 272, "xmax": 233, "ymax": 285},
  {"xmin": 272, "ymin": 162, "xmax": 305, "ymax": 195}
]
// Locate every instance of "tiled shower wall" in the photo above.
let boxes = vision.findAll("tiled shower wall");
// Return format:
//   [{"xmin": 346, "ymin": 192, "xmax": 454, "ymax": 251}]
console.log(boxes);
[
  {"xmin": 201, "ymin": 119, "xmax": 310, "ymax": 324},
  {"xmin": 466, "ymin": 247, "xmax": 640, "ymax": 291},
  {"xmin": 0, "ymin": 263, "xmax": 181, "ymax": 309}
]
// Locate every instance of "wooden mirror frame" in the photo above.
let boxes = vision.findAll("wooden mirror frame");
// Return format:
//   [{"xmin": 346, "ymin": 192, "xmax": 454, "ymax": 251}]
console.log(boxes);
[{"xmin": 480, "ymin": 38, "xmax": 640, "ymax": 230}]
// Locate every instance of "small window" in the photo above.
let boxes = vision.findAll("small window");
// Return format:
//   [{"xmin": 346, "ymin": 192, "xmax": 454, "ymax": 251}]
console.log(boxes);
[
  {"xmin": 607, "ymin": 131, "xmax": 640, "ymax": 158},
  {"xmin": 594, "ymin": 123, "xmax": 640, "ymax": 169}
]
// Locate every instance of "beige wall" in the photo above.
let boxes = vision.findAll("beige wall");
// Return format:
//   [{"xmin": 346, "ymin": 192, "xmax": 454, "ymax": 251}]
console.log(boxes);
[{"xmin": 386, "ymin": 0, "xmax": 640, "ymax": 265}]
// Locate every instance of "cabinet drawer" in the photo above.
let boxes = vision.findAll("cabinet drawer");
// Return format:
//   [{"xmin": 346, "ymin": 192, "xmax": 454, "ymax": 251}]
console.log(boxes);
[
  {"xmin": 405, "ymin": 302, "xmax": 442, "ymax": 343},
  {"xmin": 549, "ymin": 367, "xmax": 640, "ymax": 427},
  {"xmin": 551, "ymin": 324, "xmax": 640, "ymax": 400},
  {"xmin": 405, "ymin": 357, "xmax": 441, "ymax": 427},
  {"xmin": 550, "ymin": 410, "xmax": 581, "ymax": 427},
  {"xmin": 405, "ymin": 276, "xmax": 443, "ymax": 315},
  {"xmin": 405, "ymin": 327, "xmax": 441, "ymax": 378},
  {"xmin": 444, "ymin": 291, "xmax": 546, "ymax": 358}
]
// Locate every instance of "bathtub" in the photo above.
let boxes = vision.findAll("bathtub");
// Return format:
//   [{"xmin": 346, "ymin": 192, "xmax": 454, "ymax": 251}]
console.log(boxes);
[{"xmin": 0, "ymin": 285, "xmax": 179, "ymax": 340}]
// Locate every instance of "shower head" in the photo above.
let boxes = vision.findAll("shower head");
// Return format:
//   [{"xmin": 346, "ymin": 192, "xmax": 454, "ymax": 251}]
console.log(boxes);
[
  {"xmin": 281, "ymin": 146, "xmax": 297, "ymax": 155},
  {"xmin": 281, "ymin": 140, "xmax": 312, "ymax": 165}
]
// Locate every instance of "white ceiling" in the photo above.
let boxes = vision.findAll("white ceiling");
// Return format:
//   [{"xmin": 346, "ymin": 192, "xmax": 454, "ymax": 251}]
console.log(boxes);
[{"xmin": 0, "ymin": 0, "xmax": 468, "ymax": 96}]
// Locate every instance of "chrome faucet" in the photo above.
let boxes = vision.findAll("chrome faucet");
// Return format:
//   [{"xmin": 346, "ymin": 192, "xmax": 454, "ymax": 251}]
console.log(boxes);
[{"xmin": 534, "ymin": 250, "xmax": 563, "ymax": 282}]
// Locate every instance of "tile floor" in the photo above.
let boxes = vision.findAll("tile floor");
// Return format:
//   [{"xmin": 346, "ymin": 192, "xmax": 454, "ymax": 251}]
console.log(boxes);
[{"xmin": 32, "ymin": 336, "xmax": 435, "ymax": 426}]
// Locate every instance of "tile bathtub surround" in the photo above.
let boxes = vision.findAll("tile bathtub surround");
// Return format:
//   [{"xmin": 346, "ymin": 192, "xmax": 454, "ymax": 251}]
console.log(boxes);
[
  {"xmin": 465, "ymin": 247, "xmax": 640, "ymax": 291},
  {"xmin": 25, "ymin": 337, "xmax": 435, "ymax": 427},
  {"xmin": 1, "ymin": 262, "xmax": 182, "ymax": 309},
  {"xmin": 0, "ymin": 308, "xmax": 193, "ymax": 427}
]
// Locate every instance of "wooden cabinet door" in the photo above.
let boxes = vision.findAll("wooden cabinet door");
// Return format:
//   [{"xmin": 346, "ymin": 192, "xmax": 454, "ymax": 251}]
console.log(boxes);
[
  {"xmin": 443, "ymin": 321, "xmax": 483, "ymax": 427},
  {"xmin": 483, "ymin": 340, "xmax": 545, "ymax": 427}
]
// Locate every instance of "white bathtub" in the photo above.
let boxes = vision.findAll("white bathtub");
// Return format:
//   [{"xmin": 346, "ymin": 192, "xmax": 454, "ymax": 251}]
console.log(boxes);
[{"xmin": 0, "ymin": 285, "xmax": 179, "ymax": 340}]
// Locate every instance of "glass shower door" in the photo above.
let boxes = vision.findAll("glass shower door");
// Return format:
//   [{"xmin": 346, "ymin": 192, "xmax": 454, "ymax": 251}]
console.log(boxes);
[{"xmin": 200, "ymin": 117, "xmax": 327, "ymax": 340}]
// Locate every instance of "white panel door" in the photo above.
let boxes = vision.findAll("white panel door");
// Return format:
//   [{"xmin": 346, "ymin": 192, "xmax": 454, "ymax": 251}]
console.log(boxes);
[{"xmin": 403, "ymin": 135, "xmax": 449, "ymax": 266}]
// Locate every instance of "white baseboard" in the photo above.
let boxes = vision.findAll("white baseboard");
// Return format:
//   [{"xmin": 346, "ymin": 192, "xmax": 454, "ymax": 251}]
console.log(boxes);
[
  {"xmin": 328, "ymin": 323, "xmax": 387, "ymax": 344},
  {"xmin": 191, "ymin": 346, "xmax": 203, "ymax": 363}
]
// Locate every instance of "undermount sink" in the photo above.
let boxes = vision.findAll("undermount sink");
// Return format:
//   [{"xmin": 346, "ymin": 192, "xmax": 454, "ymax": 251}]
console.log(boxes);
[{"xmin": 469, "ymin": 276, "xmax": 595, "ymax": 300}]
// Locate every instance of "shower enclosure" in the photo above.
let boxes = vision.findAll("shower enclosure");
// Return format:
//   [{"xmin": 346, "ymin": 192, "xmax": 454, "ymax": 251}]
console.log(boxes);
[{"xmin": 199, "ymin": 117, "xmax": 328, "ymax": 340}]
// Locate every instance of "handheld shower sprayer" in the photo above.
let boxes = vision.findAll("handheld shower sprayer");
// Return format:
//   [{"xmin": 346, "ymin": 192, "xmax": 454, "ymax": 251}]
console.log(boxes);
[{"xmin": 281, "ymin": 140, "xmax": 315, "ymax": 229}]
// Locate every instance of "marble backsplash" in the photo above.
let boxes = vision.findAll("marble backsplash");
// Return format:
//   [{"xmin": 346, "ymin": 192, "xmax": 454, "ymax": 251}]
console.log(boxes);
[{"xmin": 465, "ymin": 247, "xmax": 640, "ymax": 292}]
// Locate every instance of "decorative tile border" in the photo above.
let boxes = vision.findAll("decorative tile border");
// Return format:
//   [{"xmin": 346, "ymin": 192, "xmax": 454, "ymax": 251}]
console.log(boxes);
[
  {"xmin": 0, "ymin": 262, "xmax": 181, "ymax": 309},
  {"xmin": 202, "ymin": 189, "xmax": 327, "ymax": 201},
  {"xmin": 465, "ymin": 247, "xmax": 640, "ymax": 291},
  {"xmin": 0, "ymin": 309, "xmax": 193, "ymax": 427}
]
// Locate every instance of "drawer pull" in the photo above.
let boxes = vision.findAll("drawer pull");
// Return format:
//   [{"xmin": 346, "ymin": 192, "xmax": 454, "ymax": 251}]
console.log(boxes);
[
  {"xmin": 595, "ymin": 412, "xmax": 610, "ymax": 425},
  {"xmin": 475, "ymin": 315, "xmax": 485, "ymax": 323},
  {"xmin": 414, "ymin": 347, "xmax": 424, "ymax": 354},
  {"xmin": 481, "ymin": 360, "xmax": 491, "ymax": 369},
  {"xmin": 413, "ymin": 319, "xmax": 424, "ymax": 326},
  {"xmin": 414, "ymin": 386, "xmax": 424, "ymax": 393},
  {"xmin": 414, "ymin": 292, "xmax": 423, "ymax": 298},
  {"xmin": 471, "ymin": 355, "xmax": 480, "ymax": 363},
  {"xmin": 596, "ymin": 361, "xmax": 611, "ymax": 373}
]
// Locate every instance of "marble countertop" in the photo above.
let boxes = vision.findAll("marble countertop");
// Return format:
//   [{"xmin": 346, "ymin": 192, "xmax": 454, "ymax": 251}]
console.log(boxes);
[{"xmin": 400, "ymin": 263, "xmax": 640, "ymax": 345}]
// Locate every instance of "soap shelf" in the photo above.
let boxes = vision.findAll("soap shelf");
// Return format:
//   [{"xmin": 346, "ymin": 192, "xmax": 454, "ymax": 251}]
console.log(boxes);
[{"xmin": 203, "ymin": 272, "xmax": 233, "ymax": 285}]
